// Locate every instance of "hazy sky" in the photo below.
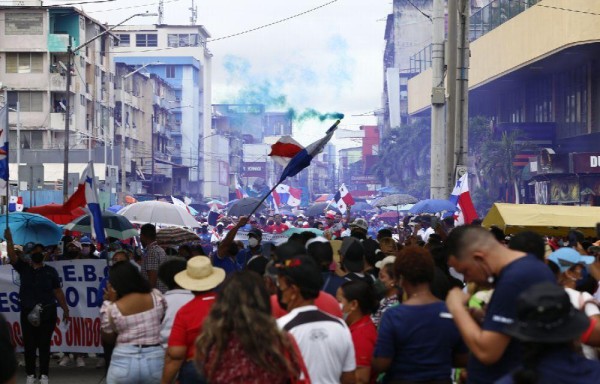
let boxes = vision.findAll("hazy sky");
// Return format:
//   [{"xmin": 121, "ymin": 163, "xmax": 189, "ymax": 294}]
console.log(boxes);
[{"xmin": 60, "ymin": 0, "xmax": 392, "ymax": 146}]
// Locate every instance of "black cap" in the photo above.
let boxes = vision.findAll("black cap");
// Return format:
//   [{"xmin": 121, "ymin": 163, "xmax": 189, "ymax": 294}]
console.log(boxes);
[
  {"xmin": 277, "ymin": 255, "xmax": 323, "ymax": 298},
  {"xmin": 505, "ymin": 282, "xmax": 589, "ymax": 343},
  {"xmin": 340, "ymin": 237, "xmax": 365, "ymax": 273},
  {"xmin": 248, "ymin": 228, "xmax": 262, "ymax": 238}
]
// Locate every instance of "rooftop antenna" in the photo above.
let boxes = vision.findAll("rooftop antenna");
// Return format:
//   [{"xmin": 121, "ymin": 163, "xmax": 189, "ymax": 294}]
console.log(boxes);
[
  {"xmin": 189, "ymin": 0, "xmax": 197, "ymax": 25},
  {"xmin": 158, "ymin": 0, "xmax": 164, "ymax": 24}
]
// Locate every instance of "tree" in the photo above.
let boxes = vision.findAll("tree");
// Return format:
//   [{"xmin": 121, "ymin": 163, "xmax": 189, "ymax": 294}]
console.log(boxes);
[{"xmin": 373, "ymin": 119, "xmax": 431, "ymax": 199}]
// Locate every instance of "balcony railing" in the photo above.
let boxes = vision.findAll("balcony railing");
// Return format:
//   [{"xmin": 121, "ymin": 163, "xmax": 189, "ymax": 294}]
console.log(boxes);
[
  {"xmin": 470, "ymin": 0, "xmax": 541, "ymax": 41},
  {"xmin": 408, "ymin": 0, "xmax": 541, "ymax": 76}
]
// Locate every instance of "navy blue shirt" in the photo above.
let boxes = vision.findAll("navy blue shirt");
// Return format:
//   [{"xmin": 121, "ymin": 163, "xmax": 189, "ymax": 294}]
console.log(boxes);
[
  {"xmin": 496, "ymin": 347, "xmax": 600, "ymax": 384},
  {"xmin": 321, "ymin": 271, "xmax": 346, "ymax": 297},
  {"xmin": 211, "ymin": 253, "xmax": 240, "ymax": 275},
  {"xmin": 468, "ymin": 255, "xmax": 556, "ymax": 384},
  {"xmin": 374, "ymin": 301, "xmax": 466, "ymax": 383},
  {"xmin": 12, "ymin": 259, "xmax": 61, "ymax": 310}
]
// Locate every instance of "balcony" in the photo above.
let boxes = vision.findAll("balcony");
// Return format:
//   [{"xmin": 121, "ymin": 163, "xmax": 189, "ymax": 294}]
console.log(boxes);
[
  {"xmin": 49, "ymin": 73, "xmax": 67, "ymax": 92},
  {"xmin": 50, "ymin": 113, "xmax": 73, "ymax": 131},
  {"xmin": 470, "ymin": 0, "xmax": 541, "ymax": 41}
]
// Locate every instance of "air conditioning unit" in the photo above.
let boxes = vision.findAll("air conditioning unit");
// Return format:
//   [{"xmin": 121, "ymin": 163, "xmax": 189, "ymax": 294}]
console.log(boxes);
[{"xmin": 175, "ymin": 120, "xmax": 181, "ymax": 125}]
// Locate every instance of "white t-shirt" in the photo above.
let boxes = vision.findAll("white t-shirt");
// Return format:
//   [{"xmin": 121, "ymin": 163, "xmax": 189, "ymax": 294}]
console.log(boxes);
[
  {"xmin": 277, "ymin": 305, "xmax": 356, "ymax": 384},
  {"xmin": 417, "ymin": 227, "xmax": 435, "ymax": 243},
  {"xmin": 565, "ymin": 287, "xmax": 600, "ymax": 360},
  {"xmin": 160, "ymin": 289, "xmax": 194, "ymax": 348}
]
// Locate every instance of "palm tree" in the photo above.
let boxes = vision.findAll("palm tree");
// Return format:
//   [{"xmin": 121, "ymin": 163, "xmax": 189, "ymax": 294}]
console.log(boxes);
[{"xmin": 479, "ymin": 130, "xmax": 530, "ymax": 204}]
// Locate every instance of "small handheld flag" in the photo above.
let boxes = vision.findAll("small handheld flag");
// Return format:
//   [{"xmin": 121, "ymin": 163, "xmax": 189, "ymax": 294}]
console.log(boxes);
[{"xmin": 334, "ymin": 184, "xmax": 355, "ymax": 214}]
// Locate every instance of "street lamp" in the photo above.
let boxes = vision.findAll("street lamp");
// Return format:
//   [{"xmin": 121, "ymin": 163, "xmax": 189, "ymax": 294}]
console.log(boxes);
[
  {"xmin": 120, "ymin": 61, "xmax": 162, "ymax": 200},
  {"xmin": 62, "ymin": 12, "xmax": 157, "ymax": 202}
]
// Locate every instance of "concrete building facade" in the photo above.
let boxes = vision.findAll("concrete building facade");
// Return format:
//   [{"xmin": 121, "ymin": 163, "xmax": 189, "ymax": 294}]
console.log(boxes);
[{"xmin": 111, "ymin": 24, "xmax": 212, "ymax": 199}]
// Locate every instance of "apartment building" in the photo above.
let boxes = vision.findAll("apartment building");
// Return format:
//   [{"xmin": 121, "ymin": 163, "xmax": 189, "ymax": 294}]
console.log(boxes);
[
  {"xmin": 0, "ymin": 6, "xmax": 118, "ymax": 187},
  {"xmin": 111, "ymin": 24, "xmax": 212, "ymax": 199}
]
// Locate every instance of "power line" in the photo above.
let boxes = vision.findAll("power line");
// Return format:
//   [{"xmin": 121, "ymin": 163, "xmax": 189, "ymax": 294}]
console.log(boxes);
[
  {"xmin": 405, "ymin": 0, "xmax": 432, "ymax": 22},
  {"xmin": 207, "ymin": 0, "xmax": 340, "ymax": 43},
  {"xmin": 48, "ymin": 0, "xmax": 118, "ymax": 6}
]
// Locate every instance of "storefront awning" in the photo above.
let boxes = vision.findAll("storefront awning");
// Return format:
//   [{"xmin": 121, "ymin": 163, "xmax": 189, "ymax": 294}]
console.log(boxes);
[{"xmin": 483, "ymin": 203, "xmax": 600, "ymax": 237}]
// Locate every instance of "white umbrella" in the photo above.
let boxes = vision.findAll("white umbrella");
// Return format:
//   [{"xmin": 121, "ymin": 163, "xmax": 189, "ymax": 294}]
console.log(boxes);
[{"xmin": 118, "ymin": 201, "xmax": 200, "ymax": 228}]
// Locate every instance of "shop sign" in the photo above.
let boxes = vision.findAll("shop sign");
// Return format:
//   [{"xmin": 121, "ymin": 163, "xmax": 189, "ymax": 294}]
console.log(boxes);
[{"xmin": 572, "ymin": 153, "xmax": 600, "ymax": 174}]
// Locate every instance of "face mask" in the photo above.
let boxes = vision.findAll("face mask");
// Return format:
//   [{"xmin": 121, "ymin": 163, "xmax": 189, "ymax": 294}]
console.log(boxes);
[
  {"xmin": 339, "ymin": 302, "xmax": 350, "ymax": 321},
  {"xmin": 248, "ymin": 238, "xmax": 259, "ymax": 248},
  {"xmin": 31, "ymin": 252, "xmax": 44, "ymax": 264}
]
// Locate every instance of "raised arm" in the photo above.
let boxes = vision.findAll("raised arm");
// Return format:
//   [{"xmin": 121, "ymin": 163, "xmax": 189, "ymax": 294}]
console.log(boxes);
[
  {"xmin": 217, "ymin": 216, "xmax": 248, "ymax": 258},
  {"xmin": 4, "ymin": 229, "xmax": 18, "ymax": 265}
]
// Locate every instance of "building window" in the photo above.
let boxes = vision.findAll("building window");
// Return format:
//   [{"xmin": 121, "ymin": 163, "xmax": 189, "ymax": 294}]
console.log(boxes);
[
  {"xmin": 21, "ymin": 131, "xmax": 44, "ymax": 149},
  {"xmin": 166, "ymin": 65, "xmax": 176, "ymax": 78},
  {"xmin": 167, "ymin": 34, "xmax": 199, "ymax": 47},
  {"xmin": 80, "ymin": 94, "xmax": 86, "ymax": 106},
  {"xmin": 6, "ymin": 53, "xmax": 43, "ymax": 73},
  {"xmin": 5, "ymin": 13, "xmax": 43, "ymax": 35},
  {"xmin": 7, "ymin": 91, "xmax": 43, "ymax": 112},
  {"xmin": 136, "ymin": 34, "xmax": 157, "ymax": 47},
  {"xmin": 116, "ymin": 34, "xmax": 130, "ymax": 47}
]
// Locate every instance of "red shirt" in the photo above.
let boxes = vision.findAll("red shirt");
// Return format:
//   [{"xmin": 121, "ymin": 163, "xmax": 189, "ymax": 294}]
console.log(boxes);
[
  {"xmin": 350, "ymin": 315, "xmax": 378, "ymax": 383},
  {"xmin": 266, "ymin": 223, "xmax": 289, "ymax": 234},
  {"xmin": 168, "ymin": 292, "xmax": 216, "ymax": 360},
  {"xmin": 271, "ymin": 291, "xmax": 343, "ymax": 319}
]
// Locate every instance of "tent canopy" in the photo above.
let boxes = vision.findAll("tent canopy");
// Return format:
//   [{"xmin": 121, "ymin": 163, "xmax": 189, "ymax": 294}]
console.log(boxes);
[{"xmin": 483, "ymin": 203, "xmax": 600, "ymax": 237}]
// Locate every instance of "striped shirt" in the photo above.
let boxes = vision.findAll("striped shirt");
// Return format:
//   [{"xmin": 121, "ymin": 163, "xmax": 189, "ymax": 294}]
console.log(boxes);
[{"xmin": 277, "ymin": 305, "xmax": 355, "ymax": 384}]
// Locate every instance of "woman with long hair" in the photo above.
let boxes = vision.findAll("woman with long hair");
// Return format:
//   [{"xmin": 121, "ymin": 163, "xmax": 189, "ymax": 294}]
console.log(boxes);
[
  {"xmin": 371, "ymin": 256, "xmax": 399, "ymax": 328},
  {"xmin": 196, "ymin": 271, "xmax": 307, "ymax": 384},
  {"xmin": 100, "ymin": 261, "xmax": 166, "ymax": 384}
]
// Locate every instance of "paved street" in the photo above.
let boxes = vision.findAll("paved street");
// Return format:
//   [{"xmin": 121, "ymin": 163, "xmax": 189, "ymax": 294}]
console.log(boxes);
[{"xmin": 15, "ymin": 357, "xmax": 106, "ymax": 384}]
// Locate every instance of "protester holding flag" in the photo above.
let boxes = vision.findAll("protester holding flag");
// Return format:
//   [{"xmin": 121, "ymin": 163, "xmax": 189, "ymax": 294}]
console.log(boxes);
[{"xmin": 5, "ymin": 228, "xmax": 69, "ymax": 384}]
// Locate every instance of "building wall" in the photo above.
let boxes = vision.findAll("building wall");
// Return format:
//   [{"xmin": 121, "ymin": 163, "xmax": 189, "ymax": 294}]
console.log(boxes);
[{"xmin": 408, "ymin": 0, "xmax": 600, "ymax": 114}]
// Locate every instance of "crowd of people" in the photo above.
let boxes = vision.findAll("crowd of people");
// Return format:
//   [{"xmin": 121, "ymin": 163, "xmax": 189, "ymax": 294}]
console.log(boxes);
[{"xmin": 2, "ymin": 208, "xmax": 600, "ymax": 384}]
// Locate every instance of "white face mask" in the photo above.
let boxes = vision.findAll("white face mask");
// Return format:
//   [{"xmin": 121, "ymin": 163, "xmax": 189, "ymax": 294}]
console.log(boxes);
[
  {"xmin": 248, "ymin": 238, "xmax": 259, "ymax": 248},
  {"xmin": 339, "ymin": 302, "xmax": 350, "ymax": 321}
]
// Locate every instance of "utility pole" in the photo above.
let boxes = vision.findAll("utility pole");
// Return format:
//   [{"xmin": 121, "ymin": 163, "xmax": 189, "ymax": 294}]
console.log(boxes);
[
  {"xmin": 454, "ymin": 0, "xmax": 471, "ymax": 182},
  {"xmin": 151, "ymin": 114, "xmax": 155, "ymax": 195},
  {"xmin": 430, "ymin": 0, "xmax": 447, "ymax": 199},
  {"xmin": 446, "ymin": 0, "xmax": 458, "ymax": 195},
  {"xmin": 15, "ymin": 101, "xmax": 20, "ymax": 193},
  {"xmin": 63, "ymin": 37, "xmax": 73, "ymax": 202}
]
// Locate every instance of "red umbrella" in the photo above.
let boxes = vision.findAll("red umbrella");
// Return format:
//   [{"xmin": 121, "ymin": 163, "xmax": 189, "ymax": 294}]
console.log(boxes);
[{"xmin": 27, "ymin": 203, "xmax": 87, "ymax": 225}]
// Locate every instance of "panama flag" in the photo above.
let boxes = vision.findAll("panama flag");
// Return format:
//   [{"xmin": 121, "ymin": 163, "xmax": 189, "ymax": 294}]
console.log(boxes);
[
  {"xmin": 274, "ymin": 184, "xmax": 302, "ymax": 207},
  {"xmin": 334, "ymin": 184, "xmax": 355, "ymax": 214},
  {"xmin": 66, "ymin": 162, "xmax": 106, "ymax": 244},
  {"xmin": 449, "ymin": 173, "xmax": 478, "ymax": 225},
  {"xmin": 8, "ymin": 196, "xmax": 23, "ymax": 212},
  {"xmin": 235, "ymin": 178, "xmax": 247, "ymax": 199},
  {"xmin": 0, "ymin": 104, "xmax": 8, "ymax": 195},
  {"xmin": 269, "ymin": 120, "xmax": 341, "ymax": 183}
]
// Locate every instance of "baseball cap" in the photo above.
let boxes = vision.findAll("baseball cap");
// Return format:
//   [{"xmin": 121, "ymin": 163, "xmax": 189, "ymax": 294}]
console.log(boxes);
[
  {"xmin": 547, "ymin": 247, "xmax": 595, "ymax": 273},
  {"xmin": 80, "ymin": 236, "xmax": 92, "ymax": 245},
  {"xmin": 375, "ymin": 255, "xmax": 396, "ymax": 269},
  {"xmin": 277, "ymin": 255, "xmax": 323, "ymax": 297},
  {"xmin": 340, "ymin": 237, "xmax": 365, "ymax": 272},
  {"xmin": 68, "ymin": 241, "xmax": 82, "ymax": 250},
  {"xmin": 350, "ymin": 218, "xmax": 368, "ymax": 231},
  {"xmin": 248, "ymin": 228, "xmax": 263, "ymax": 238}
]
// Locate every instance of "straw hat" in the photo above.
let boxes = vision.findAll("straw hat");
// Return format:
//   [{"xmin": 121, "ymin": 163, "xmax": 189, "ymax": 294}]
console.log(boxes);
[{"xmin": 174, "ymin": 256, "xmax": 226, "ymax": 291}]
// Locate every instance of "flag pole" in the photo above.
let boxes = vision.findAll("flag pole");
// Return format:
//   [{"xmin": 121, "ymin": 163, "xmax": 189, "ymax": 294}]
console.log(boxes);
[
  {"xmin": 4, "ymin": 89, "xmax": 9, "ymax": 227},
  {"xmin": 247, "ymin": 184, "xmax": 279, "ymax": 218}
]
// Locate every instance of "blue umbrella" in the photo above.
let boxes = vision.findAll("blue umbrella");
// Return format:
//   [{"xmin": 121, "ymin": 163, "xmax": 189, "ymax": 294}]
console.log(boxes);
[
  {"xmin": 107, "ymin": 204, "xmax": 123, "ymax": 213},
  {"xmin": 0, "ymin": 212, "xmax": 63, "ymax": 246},
  {"xmin": 409, "ymin": 199, "xmax": 457, "ymax": 214}
]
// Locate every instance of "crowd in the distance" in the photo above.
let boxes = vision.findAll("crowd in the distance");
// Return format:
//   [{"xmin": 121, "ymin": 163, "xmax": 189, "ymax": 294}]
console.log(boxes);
[{"xmin": 3, "ymin": 211, "xmax": 600, "ymax": 384}]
